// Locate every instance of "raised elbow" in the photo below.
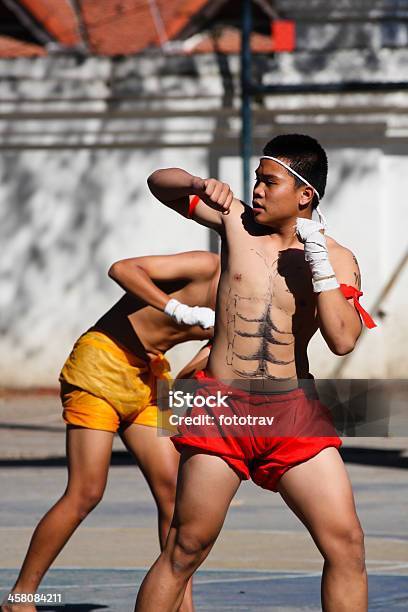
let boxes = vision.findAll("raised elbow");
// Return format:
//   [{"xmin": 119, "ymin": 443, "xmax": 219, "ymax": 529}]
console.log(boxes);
[
  {"xmin": 108, "ymin": 260, "xmax": 124, "ymax": 280},
  {"xmin": 331, "ymin": 339, "xmax": 357, "ymax": 356},
  {"xmin": 147, "ymin": 172, "xmax": 155, "ymax": 190},
  {"xmin": 147, "ymin": 169, "xmax": 163, "ymax": 194}
]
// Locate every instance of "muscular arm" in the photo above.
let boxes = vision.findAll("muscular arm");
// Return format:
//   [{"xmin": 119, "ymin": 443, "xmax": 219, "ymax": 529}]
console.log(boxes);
[
  {"xmin": 108, "ymin": 251, "xmax": 218, "ymax": 312},
  {"xmin": 147, "ymin": 167, "xmax": 236, "ymax": 232},
  {"xmin": 316, "ymin": 247, "xmax": 362, "ymax": 355}
]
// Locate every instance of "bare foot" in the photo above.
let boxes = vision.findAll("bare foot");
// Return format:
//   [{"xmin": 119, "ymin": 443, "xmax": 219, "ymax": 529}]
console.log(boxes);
[{"xmin": 1, "ymin": 593, "xmax": 36, "ymax": 612}]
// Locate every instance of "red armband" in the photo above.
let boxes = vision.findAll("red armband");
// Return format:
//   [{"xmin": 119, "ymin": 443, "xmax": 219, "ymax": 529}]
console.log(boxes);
[
  {"xmin": 188, "ymin": 195, "xmax": 200, "ymax": 218},
  {"xmin": 339, "ymin": 284, "xmax": 377, "ymax": 329},
  {"xmin": 194, "ymin": 369, "xmax": 209, "ymax": 380}
]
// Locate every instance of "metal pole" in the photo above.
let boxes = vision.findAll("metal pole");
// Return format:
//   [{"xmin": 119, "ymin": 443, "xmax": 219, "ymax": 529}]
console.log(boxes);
[
  {"xmin": 251, "ymin": 81, "xmax": 408, "ymax": 94},
  {"xmin": 241, "ymin": 0, "xmax": 252, "ymax": 205}
]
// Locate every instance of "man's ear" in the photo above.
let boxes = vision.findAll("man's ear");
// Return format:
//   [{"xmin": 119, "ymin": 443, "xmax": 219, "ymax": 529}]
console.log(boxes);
[{"xmin": 299, "ymin": 186, "xmax": 315, "ymax": 206}]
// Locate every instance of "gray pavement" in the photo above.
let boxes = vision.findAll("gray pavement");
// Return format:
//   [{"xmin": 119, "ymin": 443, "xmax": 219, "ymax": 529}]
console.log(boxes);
[{"xmin": 1, "ymin": 392, "xmax": 408, "ymax": 610}]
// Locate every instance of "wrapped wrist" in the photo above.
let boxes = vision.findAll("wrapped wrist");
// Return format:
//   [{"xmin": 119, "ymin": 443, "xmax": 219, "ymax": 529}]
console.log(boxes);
[
  {"xmin": 164, "ymin": 298, "xmax": 181, "ymax": 319},
  {"xmin": 312, "ymin": 275, "xmax": 340, "ymax": 293},
  {"xmin": 164, "ymin": 299, "xmax": 215, "ymax": 328},
  {"xmin": 306, "ymin": 254, "xmax": 339, "ymax": 292},
  {"xmin": 296, "ymin": 219, "xmax": 339, "ymax": 293}
]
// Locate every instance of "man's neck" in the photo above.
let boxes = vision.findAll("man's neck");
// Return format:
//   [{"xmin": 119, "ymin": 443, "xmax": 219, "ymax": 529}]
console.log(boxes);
[{"xmin": 265, "ymin": 217, "xmax": 307, "ymax": 251}]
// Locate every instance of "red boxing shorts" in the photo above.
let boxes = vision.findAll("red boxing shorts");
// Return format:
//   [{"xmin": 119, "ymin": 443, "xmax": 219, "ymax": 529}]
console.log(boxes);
[{"xmin": 171, "ymin": 373, "xmax": 342, "ymax": 492}]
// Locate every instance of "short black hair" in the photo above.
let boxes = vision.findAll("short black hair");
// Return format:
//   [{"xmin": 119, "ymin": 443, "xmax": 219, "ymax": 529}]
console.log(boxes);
[{"xmin": 262, "ymin": 134, "xmax": 328, "ymax": 208}]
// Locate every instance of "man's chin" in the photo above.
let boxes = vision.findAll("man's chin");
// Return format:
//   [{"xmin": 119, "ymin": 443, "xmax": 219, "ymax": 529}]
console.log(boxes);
[
  {"xmin": 253, "ymin": 212, "xmax": 272, "ymax": 226},
  {"xmin": 253, "ymin": 214, "xmax": 283, "ymax": 233}
]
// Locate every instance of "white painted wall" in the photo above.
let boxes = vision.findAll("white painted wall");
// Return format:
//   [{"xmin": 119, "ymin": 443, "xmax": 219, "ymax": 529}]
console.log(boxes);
[
  {"xmin": 0, "ymin": 148, "xmax": 210, "ymax": 386},
  {"xmin": 0, "ymin": 54, "xmax": 407, "ymax": 386}
]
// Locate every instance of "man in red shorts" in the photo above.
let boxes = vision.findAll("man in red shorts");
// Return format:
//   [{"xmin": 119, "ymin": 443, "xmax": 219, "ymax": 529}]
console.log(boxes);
[{"xmin": 135, "ymin": 134, "xmax": 376, "ymax": 611}]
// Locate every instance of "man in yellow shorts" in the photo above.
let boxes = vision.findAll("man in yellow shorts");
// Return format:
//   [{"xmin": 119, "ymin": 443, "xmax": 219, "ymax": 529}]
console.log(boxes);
[{"xmin": 4, "ymin": 249, "xmax": 219, "ymax": 612}]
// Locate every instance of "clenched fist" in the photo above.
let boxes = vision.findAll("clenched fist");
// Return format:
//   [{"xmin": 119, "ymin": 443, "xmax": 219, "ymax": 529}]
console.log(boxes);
[{"xmin": 191, "ymin": 176, "xmax": 234, "ymax": 215}]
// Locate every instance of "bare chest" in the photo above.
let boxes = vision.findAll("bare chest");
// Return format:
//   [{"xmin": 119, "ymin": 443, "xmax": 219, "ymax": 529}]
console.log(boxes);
[{"xmin": 222, "ymin": 240, "xmax": 314, "ymax": 320}]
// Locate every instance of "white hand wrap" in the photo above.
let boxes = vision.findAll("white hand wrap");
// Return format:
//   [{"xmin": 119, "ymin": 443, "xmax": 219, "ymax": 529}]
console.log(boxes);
[
  {"xmin": 296, "ymin": 218, "xmax": 339, "ymax": 293},
  {"xmin": 164, "ymin": 299, "xmax": 215, "ymax": 329}
]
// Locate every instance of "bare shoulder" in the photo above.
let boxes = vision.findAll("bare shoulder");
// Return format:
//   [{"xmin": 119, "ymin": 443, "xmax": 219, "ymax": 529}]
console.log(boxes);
[
  {"xmin": 224, "ymin": 197, "xmax": 246, "ymax": 219},
  {"xmin": 326, "ymin": 235, "xmax": 361, "ymax": 289},
  {"xmin": 183, "ymin": 250, "xmax": 220, "ymax": 277},
  {"xmin": 326, "ymin": 235, "xmax": 357, "ymax": 261},
  {"xmin": 185, "ymin": 250, "xmax": 219, "ymax": 265}
]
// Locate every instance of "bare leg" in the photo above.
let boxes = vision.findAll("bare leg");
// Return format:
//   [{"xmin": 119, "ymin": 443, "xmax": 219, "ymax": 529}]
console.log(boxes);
[
  {"xmin": 135, "ymin": 449, "xmax": 241, "ymax": 612},
  {"xmin": 121, "ymin": 425, "xmax": 194, "ymax": 612},
  {"xmin": 121, "ymin": 425, "xmax": 181, "ymax": 549},
  {"xmin": 278, "ymin": 447, "xmax": 368, "ymax": 612},
  {"xmin": 2, "ymin": 427, "xmax": 113, "ymax": 612}
]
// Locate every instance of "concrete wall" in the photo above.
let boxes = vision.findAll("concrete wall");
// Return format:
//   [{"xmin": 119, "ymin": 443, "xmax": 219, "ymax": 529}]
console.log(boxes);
[{"xmin": 0, "ymin": 49, "xmax": 407, "ymax": 386}]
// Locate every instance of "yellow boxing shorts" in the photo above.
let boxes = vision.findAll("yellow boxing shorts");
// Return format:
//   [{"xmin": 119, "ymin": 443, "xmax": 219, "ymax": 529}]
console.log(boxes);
[{"xmin": 59, "ymin": 329, "xmax": 174, "ymax": 433}]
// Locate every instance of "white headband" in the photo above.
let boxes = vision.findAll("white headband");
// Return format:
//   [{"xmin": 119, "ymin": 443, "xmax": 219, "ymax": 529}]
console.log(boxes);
[
  {"xmin": 260, "ymin": 155, "xmax": 328, "ymax": 228},
  {"xmin": 260, "ymin": 156, "xmax": 320, "ymax": 199}
]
